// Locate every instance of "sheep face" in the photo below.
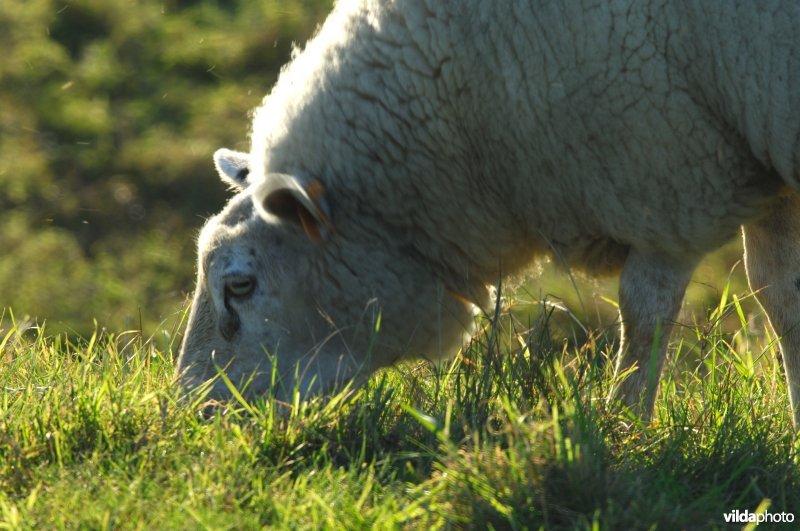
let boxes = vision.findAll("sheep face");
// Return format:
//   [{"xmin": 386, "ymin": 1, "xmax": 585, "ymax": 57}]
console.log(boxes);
[
  {"xmin": 175, "ymin": 196, "xmax": 346, "ymax": 403},
  {"xmin": 176, "ymin": 154, "xmax": 360, "ymax": 402},
  {"xmin": 176, "ymin": 150, "xmax": 476, "ymax": 403}
]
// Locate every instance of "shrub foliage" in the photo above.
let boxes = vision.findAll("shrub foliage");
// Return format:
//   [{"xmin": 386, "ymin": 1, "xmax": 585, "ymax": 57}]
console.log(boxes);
[{"xmin": 0, "ymin": 0, "xmax": 333, "ymax": 334}]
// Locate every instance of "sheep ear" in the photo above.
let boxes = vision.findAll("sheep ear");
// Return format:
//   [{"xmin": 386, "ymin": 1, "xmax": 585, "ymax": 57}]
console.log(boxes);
[
  {"xmin": 253, "ymin": 174, "xmax": 334, "ymax": 242},
  {"xmin": 213, "ymin": 148, "xmax": 250, "ymax": 190}
]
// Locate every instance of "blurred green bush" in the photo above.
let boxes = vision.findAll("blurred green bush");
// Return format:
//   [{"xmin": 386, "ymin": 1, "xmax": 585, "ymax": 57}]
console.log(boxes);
[{"xmin": 0, "ymin": 0, "xmax": 333, "ymax": 336}]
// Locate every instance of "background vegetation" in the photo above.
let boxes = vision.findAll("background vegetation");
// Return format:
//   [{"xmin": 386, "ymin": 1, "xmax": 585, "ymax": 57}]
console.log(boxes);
[{"xmin": 1, "ymin": 0, "xmax": 333, "ymax": 335}]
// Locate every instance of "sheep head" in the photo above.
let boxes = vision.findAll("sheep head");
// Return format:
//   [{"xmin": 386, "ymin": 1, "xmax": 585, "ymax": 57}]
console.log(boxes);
[{"xmin": 175, "ymin": 149, "xmax": 475, "ymax": 404}]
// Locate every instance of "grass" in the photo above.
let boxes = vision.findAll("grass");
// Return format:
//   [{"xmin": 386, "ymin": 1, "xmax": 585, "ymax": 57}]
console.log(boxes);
[{"xmin": 1, "ymin": 284, "xmax": 799, "ymax": 530}]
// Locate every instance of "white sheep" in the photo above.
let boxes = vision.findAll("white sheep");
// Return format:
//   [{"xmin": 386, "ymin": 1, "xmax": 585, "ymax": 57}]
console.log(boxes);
[{"xmin": 176, "ymin": 0, "xmax": 800, "ymax": 427}]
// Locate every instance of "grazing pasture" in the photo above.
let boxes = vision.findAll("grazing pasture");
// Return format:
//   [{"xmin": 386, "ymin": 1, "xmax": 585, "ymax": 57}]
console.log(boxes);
[{"xmin": 1, "ymin": 289, "xmax": 799, "ymax": 528}]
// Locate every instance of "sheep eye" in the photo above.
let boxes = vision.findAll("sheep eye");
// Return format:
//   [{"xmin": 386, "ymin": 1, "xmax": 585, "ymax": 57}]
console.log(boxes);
[{"xmin": 225, "ymin": 276, "xmax": 256, "ymax": 298}]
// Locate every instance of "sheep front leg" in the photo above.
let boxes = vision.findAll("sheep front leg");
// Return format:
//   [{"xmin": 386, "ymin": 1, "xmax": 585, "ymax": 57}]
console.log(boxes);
[
  {"xmin": 609, "ymin": 250, "xmax": 694, "ymax": 421},
  {"xmin": 742, "ymin": 194, "xmax": 800, "ymax": 430}
]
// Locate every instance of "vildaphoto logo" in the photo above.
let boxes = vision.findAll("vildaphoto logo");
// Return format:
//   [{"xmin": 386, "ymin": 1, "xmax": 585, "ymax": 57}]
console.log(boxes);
[{"xmin": 723, "ymin": 509, "xmax": 795, "ymax": 524}]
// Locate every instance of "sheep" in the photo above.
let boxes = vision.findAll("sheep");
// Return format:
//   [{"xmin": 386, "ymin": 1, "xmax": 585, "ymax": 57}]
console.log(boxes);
[{"xmin": 176, "ymin": 0, "xmax": 800, "ymax": 428}]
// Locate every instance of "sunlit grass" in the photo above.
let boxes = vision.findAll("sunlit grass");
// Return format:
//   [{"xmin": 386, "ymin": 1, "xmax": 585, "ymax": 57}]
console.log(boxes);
[{"xmin": 1, "ymin": 280, "xmax": 799, "ymax": 528}]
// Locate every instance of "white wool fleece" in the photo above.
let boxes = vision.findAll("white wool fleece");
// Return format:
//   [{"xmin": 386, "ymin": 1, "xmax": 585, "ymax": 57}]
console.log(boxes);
[{"xmin": 178, "ymin": 0, "xmax": 800, "ymax": 427}]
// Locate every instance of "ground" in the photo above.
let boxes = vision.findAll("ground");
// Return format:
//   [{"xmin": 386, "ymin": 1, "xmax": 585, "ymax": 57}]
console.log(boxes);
[{"xmin": 1, "ymin": 277, "xmax": 799, "ymax": 529}]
